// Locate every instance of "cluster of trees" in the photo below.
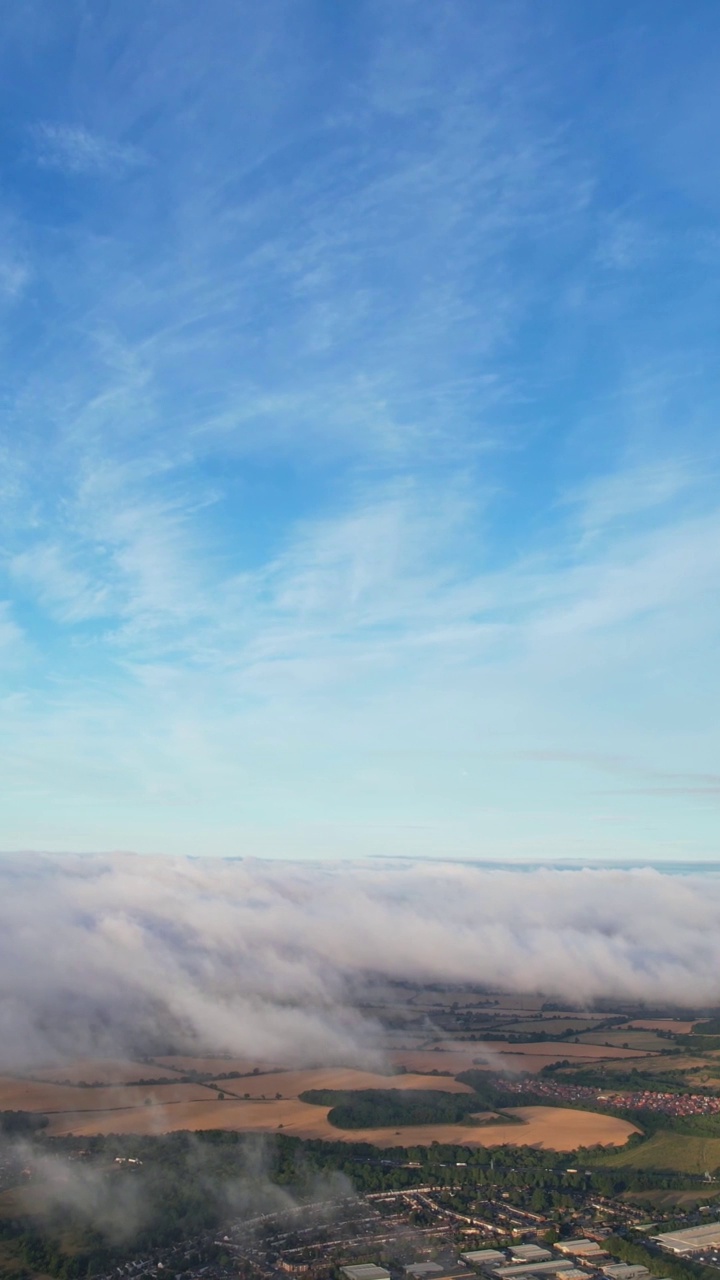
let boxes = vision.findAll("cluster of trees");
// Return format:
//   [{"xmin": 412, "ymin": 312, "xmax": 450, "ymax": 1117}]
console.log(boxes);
[
  {"xmin": 455, "ymin": 1071, "xmax": 544, "ymax": 1107},
  {"xmin": 299, "ymin": 1088, "xmax": 488, "ymax": 1128},
  {"xmin": 675, "ymin": 1035, "xmax": 720, "ymax": 1054},
  {"xmin": 605, "ymin": 1235, "xmax": 720, "ymax": 1280},
  {"xmin": 691, "ymin": 1018, "xmax": 720, "ymax": 1035},
  {"xmin": 0, "ymin": 1220, "xmax": 116, "ymax": 1280},
  {"xmin": 0, "ymin": 1110, "xmax": 49, "ymax": 1135}
]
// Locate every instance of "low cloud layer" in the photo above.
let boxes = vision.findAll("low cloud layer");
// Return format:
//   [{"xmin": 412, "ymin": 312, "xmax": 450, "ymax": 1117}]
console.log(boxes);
[
  {"xmin": 0, "ymin": 856, "xmax": 719, "ymax": 1070},
  {"xmin": 10, "ymin": 1132, "xmax": 355, "ymax": 1245}
]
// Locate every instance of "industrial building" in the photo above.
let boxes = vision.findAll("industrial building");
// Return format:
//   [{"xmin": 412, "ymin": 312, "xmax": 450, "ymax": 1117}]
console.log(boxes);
[
  {"xmin": 493, "ymin": 1262, "xmax": 575, "ymax": 1279},
  {"xmin": 341, "ymin": 1267, "xmax": 391, "ymax": 1280},
  {"xmin": 601, "ymin": 1266, "xmax": 649, "ymax": 1280},
  {"xmin": 652, "ymin": 1222, "xmax": 720, "ymax": 1255},
  {"xmin": 556, "ymin": 1242, "xmax": 606, "ymax": 1260},
  {"xmin": 461, "ymin": 1252, "xmax": 507, "ymax": 1269},
  {"xmin": 511, "ymin": 1248, "xmax": 553, "ymax": 1264}
]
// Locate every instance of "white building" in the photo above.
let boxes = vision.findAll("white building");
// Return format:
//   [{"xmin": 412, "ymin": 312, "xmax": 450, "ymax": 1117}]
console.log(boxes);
[
  {"xmin": 555, "ymin": 1242, "xmax": 605, "ymax": 1259},
  {"xmin": 341, "ymin": 1267, "xmax": 391, "ymax": 1280},
  {"xmin": 653, "ymin": 1223, "xmax": 720, "ymax": 1255},
  {"xmin": 461, "ymin": 1253, "xmax": 507, "ymax": 1269}
]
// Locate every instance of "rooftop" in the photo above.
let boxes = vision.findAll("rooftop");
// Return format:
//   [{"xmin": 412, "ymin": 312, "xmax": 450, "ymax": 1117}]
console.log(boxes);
[{"xmin": 341, "ymin": 1267, "xmax": 391, "ymax": 1280}]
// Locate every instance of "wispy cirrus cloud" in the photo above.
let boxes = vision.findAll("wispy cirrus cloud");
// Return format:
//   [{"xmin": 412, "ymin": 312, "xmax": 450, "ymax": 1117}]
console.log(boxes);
[
  {"xmin": 31, "ymin": 123, "xmax": 145, "ymax": 175},
  {"xmin": 0, "ymin": 2, "xmax": 719, "ymax": 856}
]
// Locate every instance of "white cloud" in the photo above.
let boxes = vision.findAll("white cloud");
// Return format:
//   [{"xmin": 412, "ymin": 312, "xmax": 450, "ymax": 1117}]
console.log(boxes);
[{"xmin": 0, "ymin": 855, "xmax": 718, "ymax": 1071}]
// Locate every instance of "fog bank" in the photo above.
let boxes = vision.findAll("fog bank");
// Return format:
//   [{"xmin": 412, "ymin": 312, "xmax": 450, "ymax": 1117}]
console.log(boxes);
[{"xmin": 0, "ymin": 855, "xmax": 718, "ymax": 1069}]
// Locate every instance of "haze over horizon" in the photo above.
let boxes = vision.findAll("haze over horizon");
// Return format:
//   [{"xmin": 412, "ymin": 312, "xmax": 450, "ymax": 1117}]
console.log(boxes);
[{"xmin": 1, "ymin": 2, "xmax": 719, "ymax": 862}]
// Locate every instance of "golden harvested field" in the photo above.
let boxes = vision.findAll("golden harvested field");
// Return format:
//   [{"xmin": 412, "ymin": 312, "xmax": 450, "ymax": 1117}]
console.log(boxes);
[
  {"xmin": 330, "ymin": 1107, "xmax": 639, "ymax": 1151},
  {"xmin": 0, "ymin": 1064, "xmax": 473, "ymax": 1131},
  {"xmin": 0, "ymin": 1077, "xmax": 221, "ymax": 1113},
  {"xmin": 27, "ymin": 1059, "xmax": 178, "ymax": 1084},
  {"xmin": 45, "ymin": 1099, "xmax": 637, "ymax": 1150}
]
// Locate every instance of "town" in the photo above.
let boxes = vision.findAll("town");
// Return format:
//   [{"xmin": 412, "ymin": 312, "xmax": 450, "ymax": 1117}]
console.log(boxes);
[{"xmin": 83, "ymin": 1181, "xmax": 720, "ymax": 1280}]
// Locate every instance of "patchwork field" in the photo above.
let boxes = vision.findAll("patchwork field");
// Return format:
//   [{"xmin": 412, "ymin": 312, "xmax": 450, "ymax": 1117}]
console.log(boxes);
[
  {"xmin": 5, "ymin": 990, "xmax": 716, "ymax": 1165},
  {"xmin": 390, "ymin": 1040, "xmax": 650, "ymax": 1076},
  {"xmin": 0, "ymin": 1053, "xmax": 637, "ymax": 1151},
  {"xmin": 43, "ymin": 1098, "xmax": 637, "ymax": 1150},
  {"xmin": 0, "ymin": 1066, "xmax": 472, "ymax": 1117}
]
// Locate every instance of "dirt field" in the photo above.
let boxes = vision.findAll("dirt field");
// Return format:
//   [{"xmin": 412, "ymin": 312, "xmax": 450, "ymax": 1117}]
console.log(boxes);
[
  {"xmin": 26, "ymin": 1059, "xmax": 179, "ymax": 1084},
  {"xmin": 0, "ymin": 1078, "xmax": 221, "ymax": 1112},
  {"xmin": 45, "ymin": 1099, "xmax": 637, "ymax": 1150}
]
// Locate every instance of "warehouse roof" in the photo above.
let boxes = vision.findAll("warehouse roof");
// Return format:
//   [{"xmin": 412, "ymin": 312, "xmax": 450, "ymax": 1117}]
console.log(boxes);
[{"xmin": 341, "ymin": 1267, "xmax": 391, "ymax": 1280}]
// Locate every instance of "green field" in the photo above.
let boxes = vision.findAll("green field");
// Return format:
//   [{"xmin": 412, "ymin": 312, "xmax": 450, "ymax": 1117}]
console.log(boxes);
[
  {"xmin": 596, "ymin": 1131, "xmax": 720, "ymax": 1173},
  {"xmin": 623, "ymin": 1189, "xmax": 720, "ymax": 1209},
  {"xmin": 577, "ymin": 1030, "xmax": 669, "ymax": 1051},
  {"xmin": 591, "ymin": 1054, "xmax": 685, "ymax": 1072}
]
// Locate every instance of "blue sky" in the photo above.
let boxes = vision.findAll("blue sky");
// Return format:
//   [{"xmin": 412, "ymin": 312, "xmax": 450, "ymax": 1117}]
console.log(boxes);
[{"xmin": 1, "ymin": 0, "xmax": 719, "ymax": 861}]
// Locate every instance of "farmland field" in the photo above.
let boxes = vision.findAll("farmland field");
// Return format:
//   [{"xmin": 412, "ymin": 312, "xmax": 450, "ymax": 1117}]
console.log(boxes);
[
  {"xmin": 26, "ymin": 1059, "xmax": 179, "ymax": 1084},
  {"xmin": 150, "ymin": 1055, "xmax": 283, "ymax": 1075},
  {"xmin": 500, "ymin": 1018, "xmax": 607, "ymax": 1034},
  {"xmin": 0, "ymin": 1066, "xmax": 473, "ymax": 1117},
  {"xmin": 391, "ymin": 1041, "xmax": 650, "ymax": 1076},
  {"xmin": 0, "ymin": 1078, "xmax": 223, "ymax": 1112},
  {"xmin": 5, "ymin": 988, "xmax": 718, "ymax": 1165},
  {"xmin": 625, "ymin": 1019, "xmax": 696, "ymax": 1033},
  {"xmin": 42, "ymin": 1098, "xmax": 637, "ymax": 1149},
  {"xmin": 596, "ymin": 1131, "xmax": 720, "ymax": 1173},
  {"xmin": 576, "ymin": 1030, "xmax": 669, "ymax": 1051}
]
